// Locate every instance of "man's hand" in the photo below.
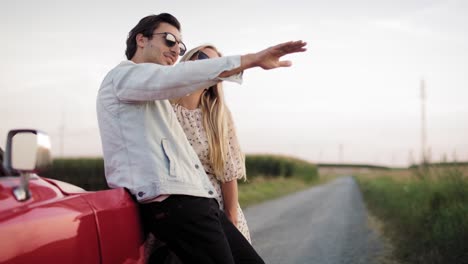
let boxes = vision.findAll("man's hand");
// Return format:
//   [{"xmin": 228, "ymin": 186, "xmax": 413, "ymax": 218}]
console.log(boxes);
[
  {"xmin": 250, "ymin": 40, "xmax": 307, "ymax": 70},
  {"xmin": 219, "ymin": 40, "xmax": 307, "ymax": 78}
]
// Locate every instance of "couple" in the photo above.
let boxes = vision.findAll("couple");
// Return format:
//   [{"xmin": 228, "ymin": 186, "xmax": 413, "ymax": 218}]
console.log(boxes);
[{"xmin": 96, "ymin": 13, "xmax": 306, "ymax": 264}]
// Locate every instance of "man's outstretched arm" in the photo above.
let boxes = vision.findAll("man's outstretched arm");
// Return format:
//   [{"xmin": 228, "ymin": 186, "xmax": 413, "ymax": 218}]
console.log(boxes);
[{"xmin": 219, "ymin": 40, "xmax": 307, "ymax": 78}]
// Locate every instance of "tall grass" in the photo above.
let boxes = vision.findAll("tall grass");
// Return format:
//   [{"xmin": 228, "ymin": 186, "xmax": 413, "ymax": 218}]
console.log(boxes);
[
  {"xmin": 42, "ymin": 154, "xmax": 318, "ymax": 191},
  {"xmin": 42, "ymin": 158, "xmax": 107, "ymax": 191},
  {"xmin": 357, "ymin": 167, "xmax": 468, "ymax": 264},
  {"xmin": 245, "ymin": 154, "xmax": 318, "ymax": 182}
]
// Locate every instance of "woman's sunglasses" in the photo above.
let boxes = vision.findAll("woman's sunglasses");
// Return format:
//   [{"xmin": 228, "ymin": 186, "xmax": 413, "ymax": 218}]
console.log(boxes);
[
  {"xmin": 152, "ymin": 32, "xmax": 187, "ymax": 56},
  {"xmin": 193, "ymin": 50, "xmax": 210, "ymax": 60}
]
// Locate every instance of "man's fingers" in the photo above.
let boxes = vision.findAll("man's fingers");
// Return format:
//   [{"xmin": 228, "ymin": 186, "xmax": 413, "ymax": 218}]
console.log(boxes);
[
  {"xmin": 278, "ymin": 60, "xmax": 292, "ymax": 67},
  {"xmin": 273, "ymin": 40, "xmax": 307, "ymax": 56},
  {"xmin": 258, "ymin": 40, "xmax": 306, "ymax": 69},
  {"xmin": 284, "ymin": 41, "xmax": 307, "ymax": 53}
]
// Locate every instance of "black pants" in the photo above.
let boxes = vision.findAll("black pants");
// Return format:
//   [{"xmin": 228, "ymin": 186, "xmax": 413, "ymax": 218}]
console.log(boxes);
[{"xmin": 140, "ymin": 195, "xmax": 265, "ymax": 264}]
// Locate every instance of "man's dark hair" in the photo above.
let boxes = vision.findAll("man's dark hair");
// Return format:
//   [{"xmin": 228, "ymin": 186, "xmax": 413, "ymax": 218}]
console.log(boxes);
[
  {"xmin": 125, "ymin": 13, "xmax": 181, "ymax": 60},
  {"xmin": 0, "ymin": 148, "xmax": 6, "ymax": 176},
  {"xmin": 0, "ymin": 148, "xmax": 17, "ymax": 176}
]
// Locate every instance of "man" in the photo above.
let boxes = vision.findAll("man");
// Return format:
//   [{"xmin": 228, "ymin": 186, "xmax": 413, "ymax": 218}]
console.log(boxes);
[{"xmin": 96, "ymin": 13, "xmax": 306, "ymax": 264}]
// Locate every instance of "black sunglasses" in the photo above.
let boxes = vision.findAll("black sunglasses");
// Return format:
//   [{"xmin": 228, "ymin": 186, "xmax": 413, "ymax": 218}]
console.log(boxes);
[
  {"xmin": 194, "ymin": 50, "xmax": 210, "ymax": 60},
  {"xmin": 152, "ymin": 32, "xmax": 187, "ymax": 56}
]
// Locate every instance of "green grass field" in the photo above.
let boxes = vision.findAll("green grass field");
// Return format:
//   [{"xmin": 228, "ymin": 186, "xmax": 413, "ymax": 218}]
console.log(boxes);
[
  {"xmin": 357, "ymin": 166, "xmax": 468, "ymax": 264},
  {"xmin": 239, "ymin": 174, "xmax": 335, "ymax": 208}
]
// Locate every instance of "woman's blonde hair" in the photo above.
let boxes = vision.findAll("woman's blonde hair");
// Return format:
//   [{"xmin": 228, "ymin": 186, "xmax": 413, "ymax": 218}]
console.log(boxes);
[{"xmin": 179, "ymin": 45, "xmax": 245, "ymax": 181}]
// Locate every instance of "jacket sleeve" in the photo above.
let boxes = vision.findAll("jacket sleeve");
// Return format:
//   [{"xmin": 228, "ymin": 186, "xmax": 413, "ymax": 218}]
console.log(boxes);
[{"xmin": 111, "ymin": 56, "xmax": 243, "ymax": 102}]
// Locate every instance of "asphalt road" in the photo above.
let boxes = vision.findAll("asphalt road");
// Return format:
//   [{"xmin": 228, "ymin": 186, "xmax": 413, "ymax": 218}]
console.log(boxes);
[{"xmin": 244, "ymin": 176, "xmax": 383, "ymax": 264}]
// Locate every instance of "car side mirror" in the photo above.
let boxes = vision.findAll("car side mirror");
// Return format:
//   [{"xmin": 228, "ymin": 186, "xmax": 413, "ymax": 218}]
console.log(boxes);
[{"xmin": 3, "ymin": 129, "xmax": 52, "ymax": 201}]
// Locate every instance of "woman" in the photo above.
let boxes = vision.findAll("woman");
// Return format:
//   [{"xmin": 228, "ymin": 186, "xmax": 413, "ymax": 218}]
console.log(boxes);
[{"xmin": 170, "ymin": 44, "xmax": 251, "ymax": 242}]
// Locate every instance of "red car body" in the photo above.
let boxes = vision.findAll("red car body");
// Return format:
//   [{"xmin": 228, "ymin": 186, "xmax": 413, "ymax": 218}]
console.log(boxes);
[{"xmin": 0, "ymin": 175, "xmax": 146, "ymax": 264}]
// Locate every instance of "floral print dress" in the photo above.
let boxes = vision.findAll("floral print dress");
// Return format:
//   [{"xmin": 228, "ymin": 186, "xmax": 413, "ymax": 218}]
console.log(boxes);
[{"xmin": 172, "ymin": 103, "xmax": 251, "ymax": 243}]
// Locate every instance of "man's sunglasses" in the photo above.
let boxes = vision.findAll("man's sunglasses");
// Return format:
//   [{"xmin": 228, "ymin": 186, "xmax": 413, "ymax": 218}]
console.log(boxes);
[{"xmin": 152, "ymin": 32, "xmax": 187, "ymax": 56}]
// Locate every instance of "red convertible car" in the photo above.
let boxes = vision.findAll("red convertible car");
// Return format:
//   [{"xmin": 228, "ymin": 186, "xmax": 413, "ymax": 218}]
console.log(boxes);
[{"xmin": 0, "ymin": 129, "xmax": 146, "ymax": 264}]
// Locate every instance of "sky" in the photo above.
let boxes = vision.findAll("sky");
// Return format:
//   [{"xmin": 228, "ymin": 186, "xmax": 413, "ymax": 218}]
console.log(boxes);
[{"xmin": 1, "ymin": 0, "xmax": 467, "ymax": 167}]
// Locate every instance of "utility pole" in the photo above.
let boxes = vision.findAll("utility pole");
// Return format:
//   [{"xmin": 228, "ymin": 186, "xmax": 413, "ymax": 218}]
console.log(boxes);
[
  {"xmin": 420, "ymin": 79, "xmax": 429, "ymax": 177},
  {"xmin": 59, "ymin": 108, "xmax": 65, "ymax": 157},
  {"xmin": 408, "ymin": 149, "xmax": 415, "ymax": 166},
  {"xmin": 420, "ymin": 79, "xmax": 427, "ymax": 165},
  {"xmin": 339, "ymin": 143, "xmax": 343, "ymax": 164}
]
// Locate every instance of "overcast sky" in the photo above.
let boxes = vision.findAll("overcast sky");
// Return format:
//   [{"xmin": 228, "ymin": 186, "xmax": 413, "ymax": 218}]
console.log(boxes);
[{"xmin": 1, "ymin": 0, "xmax": 467, "ymax": 167}]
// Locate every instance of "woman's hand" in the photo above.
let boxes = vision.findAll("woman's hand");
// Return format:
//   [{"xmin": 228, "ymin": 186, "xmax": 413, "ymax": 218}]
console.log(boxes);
[
  {"xmin": 221, "ymin": 180, "xmax": 240, "ymax": 228},
  {"xmin": 226, "ymin": 210, "xmax": 239, "ymax": 228}
]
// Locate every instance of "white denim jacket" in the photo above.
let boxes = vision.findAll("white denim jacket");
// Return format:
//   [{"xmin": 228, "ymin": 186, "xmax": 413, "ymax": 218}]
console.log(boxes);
[{"xmin": 96, "ymin": 57, "xmax": 242, "ymax": 202}]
